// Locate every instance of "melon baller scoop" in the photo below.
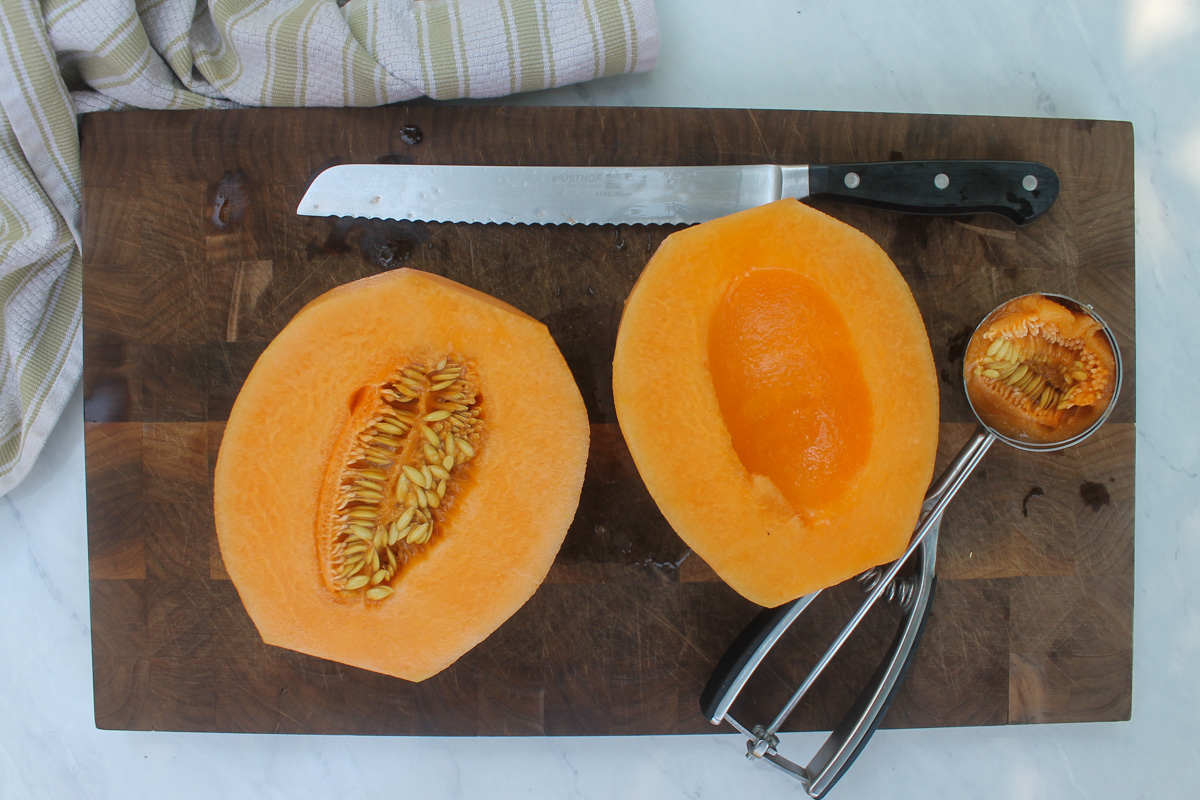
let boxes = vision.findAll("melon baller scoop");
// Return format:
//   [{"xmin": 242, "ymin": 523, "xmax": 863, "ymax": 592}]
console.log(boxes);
[{"xmin": 699, "ymin": 293, "xmax": 1123, "ymax": 797}]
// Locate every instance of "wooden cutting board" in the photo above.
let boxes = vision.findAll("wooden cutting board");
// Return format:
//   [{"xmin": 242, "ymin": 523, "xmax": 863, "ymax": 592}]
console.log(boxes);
[{"xmin": 81, "ymin": 106, "xmax": 1134, "ymax": 734}]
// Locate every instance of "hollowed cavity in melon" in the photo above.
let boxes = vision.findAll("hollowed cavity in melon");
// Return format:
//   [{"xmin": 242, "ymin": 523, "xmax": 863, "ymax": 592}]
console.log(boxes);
[
  {"xmin": 612, "ymin": 199, "xmax": 939, "ymax": 608},
  {"xmin": 708, "ymin": 267, "xmax": 874, "ymax": 517},
  {"xmin": 214, "ymin": 269, "xmax": 589, "ymax": 681}
]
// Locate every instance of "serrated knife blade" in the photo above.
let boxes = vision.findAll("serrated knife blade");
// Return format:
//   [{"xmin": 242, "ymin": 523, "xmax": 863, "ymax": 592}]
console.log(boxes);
[{"xmin": 297, "ymin": 161, "xmax": 1059, "ymax": 226}]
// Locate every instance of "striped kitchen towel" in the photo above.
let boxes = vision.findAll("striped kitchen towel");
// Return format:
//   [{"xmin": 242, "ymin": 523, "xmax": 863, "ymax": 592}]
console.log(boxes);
[{"xmin": 0, "ymin": 0, "xmax": 659, "ymax": 498}]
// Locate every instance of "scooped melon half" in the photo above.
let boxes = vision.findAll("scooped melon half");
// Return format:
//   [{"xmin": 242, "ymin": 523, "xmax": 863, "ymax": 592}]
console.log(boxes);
[
  {"xmin": 613, "ymin": 199, "xmax": 939, "ymax": 608},
  {"xmin": 214, "ymin": 269, "xmax": 589, "ymax": 681}
]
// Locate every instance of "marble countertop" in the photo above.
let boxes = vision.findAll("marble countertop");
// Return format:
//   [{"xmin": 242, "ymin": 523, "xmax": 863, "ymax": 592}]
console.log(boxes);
[{"xmin": 3, "ymin": 1, "xmax": 1198, "ymax": 796}]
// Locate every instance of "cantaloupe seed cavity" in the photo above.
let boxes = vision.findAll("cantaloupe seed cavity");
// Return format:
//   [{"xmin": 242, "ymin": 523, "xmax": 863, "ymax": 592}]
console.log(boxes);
[
  {"xmin": 323, "ymin": 355, "xmax": 483, "ymax": 601},
  {"xmin": 972, "ymin": 314, "xmax": 1112, "ymax": 422},
  {"xmin": 707, "ymin": 267, "xmax": 873, "ymax": 518}
]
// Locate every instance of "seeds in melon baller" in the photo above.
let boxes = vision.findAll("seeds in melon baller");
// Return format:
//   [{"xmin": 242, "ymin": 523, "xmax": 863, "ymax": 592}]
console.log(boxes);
[
  {"xmin": 970, "ymin": 302, "xmax": 1114, "ymax": 425},
  {"xmin": 326, "ymin": 356, "xmax": 483, "ymax": 601}
]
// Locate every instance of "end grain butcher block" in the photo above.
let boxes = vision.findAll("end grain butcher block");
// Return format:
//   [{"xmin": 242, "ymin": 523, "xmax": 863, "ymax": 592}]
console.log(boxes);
[{"xmin": 81, "ymin": 106, "xmax": 1134, "ymax": 735}]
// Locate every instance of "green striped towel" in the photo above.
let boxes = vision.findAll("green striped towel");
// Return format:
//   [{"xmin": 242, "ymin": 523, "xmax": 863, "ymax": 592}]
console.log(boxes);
[{"xmin": 0, "ymin": 0, "xmax": 659, "ymax": 497}]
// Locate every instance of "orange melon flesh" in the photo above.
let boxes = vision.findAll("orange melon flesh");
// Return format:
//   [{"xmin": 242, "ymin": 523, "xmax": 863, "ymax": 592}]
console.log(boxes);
[
  {"xmin": 613, "ymin": 199, "xmax": 939, "ymax": 608},
  {"xmin": 214, "ymin": 268, "xmax": 589, "ymax": 681},
  {"xmin": 709, "ymin": 268, "xmax": 873, "ymax": 516}
]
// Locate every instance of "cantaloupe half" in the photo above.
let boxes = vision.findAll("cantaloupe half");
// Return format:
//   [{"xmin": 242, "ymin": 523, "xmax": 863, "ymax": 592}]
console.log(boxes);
[
  {"xmin": 613, "ymin": 199, "xmax": 939, "ymax": 608},
  {"xmin": 214, "ymin": 269, "xmax": 589, "ymax": 681}
]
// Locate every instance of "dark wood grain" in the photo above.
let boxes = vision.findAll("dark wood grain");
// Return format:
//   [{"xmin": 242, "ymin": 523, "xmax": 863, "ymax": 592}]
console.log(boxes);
[{"xmin": 81, "ymin": 106, "xmax": 1134, "ymax": 735}]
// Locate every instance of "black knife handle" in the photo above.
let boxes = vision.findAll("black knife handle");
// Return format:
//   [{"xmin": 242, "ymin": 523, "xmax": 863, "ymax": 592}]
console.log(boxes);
[{"xmin": 807, "ymin": 160, "xmax": 1059, "ymax": 225}]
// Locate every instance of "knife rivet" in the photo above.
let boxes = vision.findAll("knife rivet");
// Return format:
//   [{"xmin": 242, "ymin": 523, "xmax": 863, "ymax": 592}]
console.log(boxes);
[
  {"xmin": 844, "ymin": 172, "xmax": 861, "ymax": 189},
  {"xmin": 1022, "ymin": 174, "xmax": 1038, "ymax": 191},
  {"xmin": 934, "ymin": 173, "xmax": 950, "ymax": 190}
]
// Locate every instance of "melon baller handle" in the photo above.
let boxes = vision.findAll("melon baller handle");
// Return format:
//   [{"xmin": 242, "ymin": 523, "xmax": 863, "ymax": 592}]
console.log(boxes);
[{"xmin": 699, "ymin": 426, "xmax": 995, "ymax": 798}]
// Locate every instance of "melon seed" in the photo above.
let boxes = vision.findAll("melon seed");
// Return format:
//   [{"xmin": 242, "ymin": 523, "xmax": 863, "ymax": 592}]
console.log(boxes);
[
  {"xmin": 395, "ymin": 506, "xmax": 416, "ymax": 530},
  {"xmin": 402, "ymin": 465, "xmax": 428, "ymax": 488},
  {"xmin": 422, "ymin": 426, "xmax": 442, "ymax": 447}
]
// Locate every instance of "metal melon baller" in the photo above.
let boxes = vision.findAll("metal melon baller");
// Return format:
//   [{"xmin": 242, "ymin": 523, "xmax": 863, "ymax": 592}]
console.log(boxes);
[{"xmin": 699, "ymin": 293, "xmax": 1123, "ymax": 797}]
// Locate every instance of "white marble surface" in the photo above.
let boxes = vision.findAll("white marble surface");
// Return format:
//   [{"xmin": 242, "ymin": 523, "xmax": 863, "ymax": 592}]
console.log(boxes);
[{"xmin": 3, "ymin": 0, "xmax": 1198, "ymax": 796}]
